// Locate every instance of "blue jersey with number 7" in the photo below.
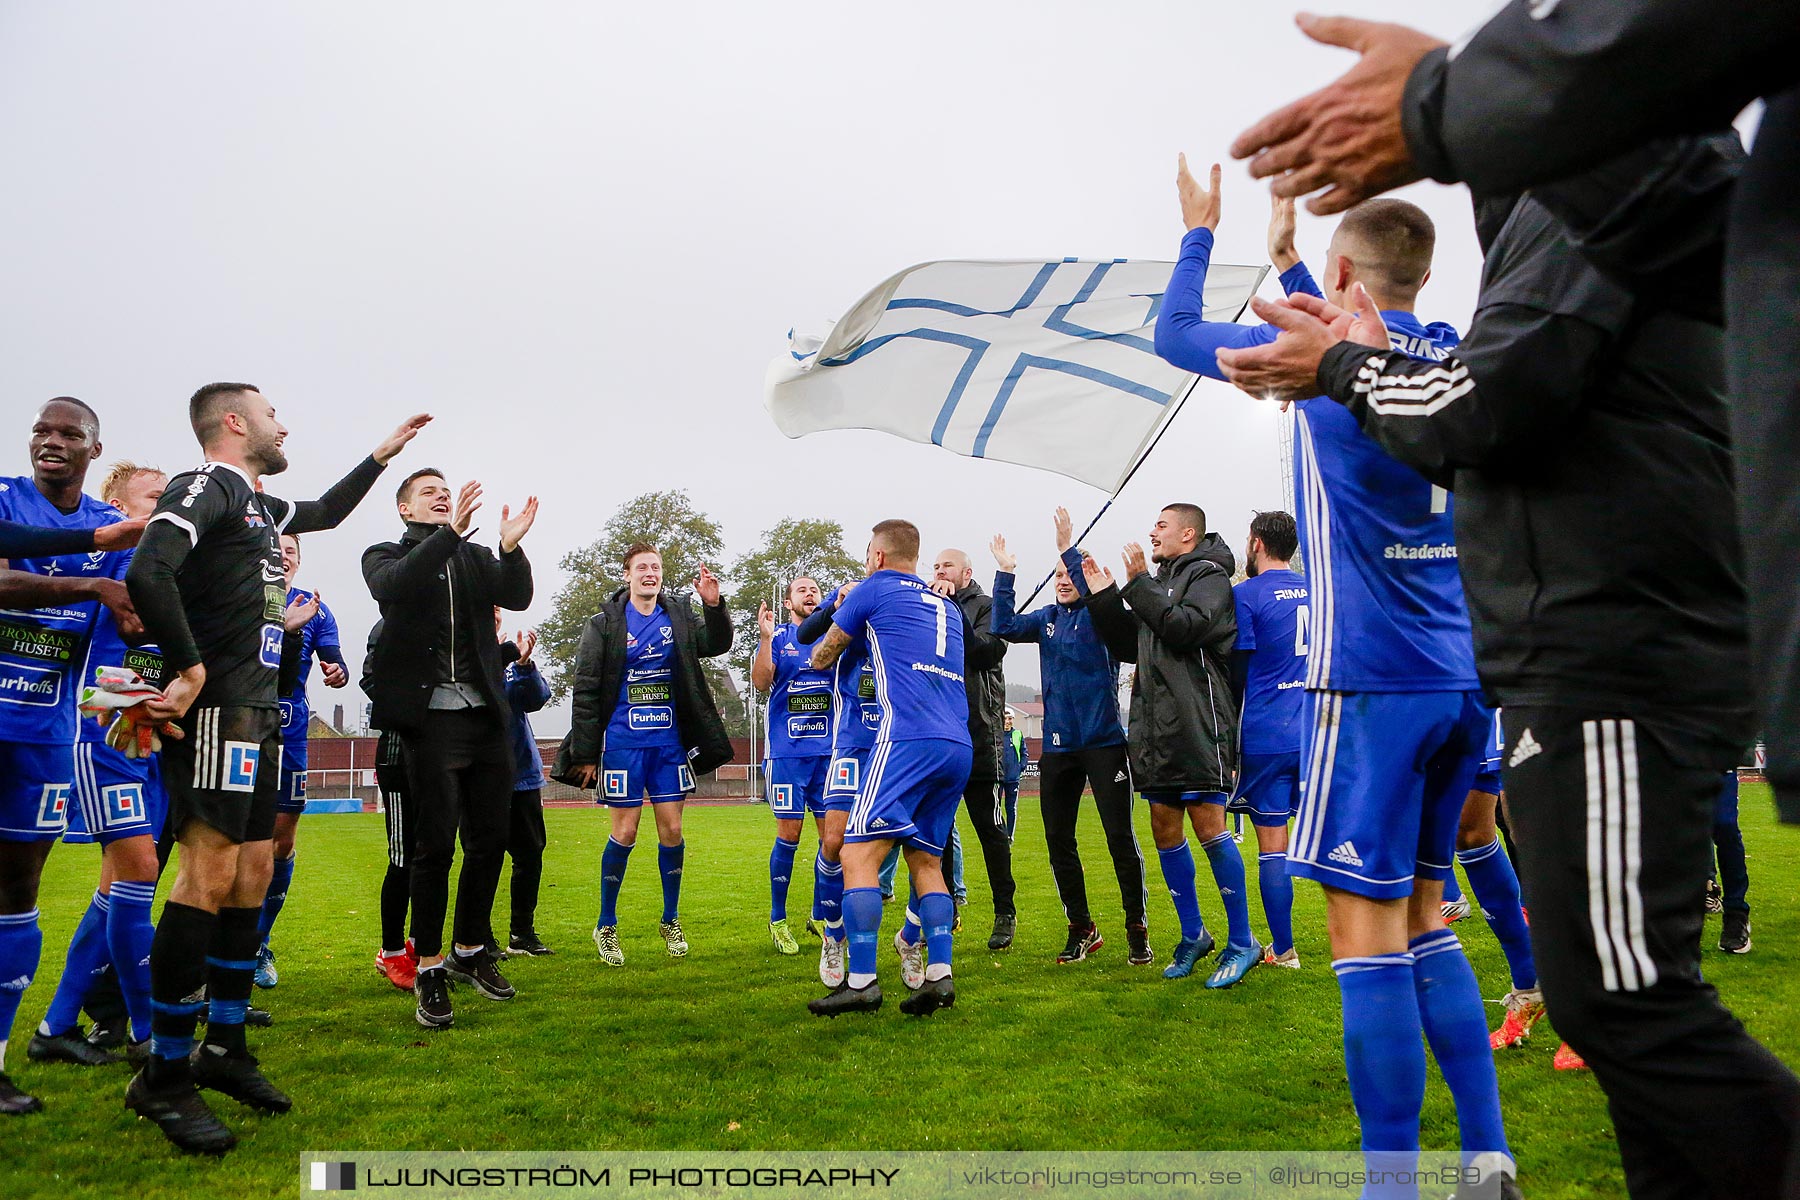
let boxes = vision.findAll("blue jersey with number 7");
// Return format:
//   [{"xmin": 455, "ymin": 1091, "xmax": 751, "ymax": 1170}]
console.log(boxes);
[{"xmin": 830, "ymin": 571, "xmax": 971, "ymax": 745}]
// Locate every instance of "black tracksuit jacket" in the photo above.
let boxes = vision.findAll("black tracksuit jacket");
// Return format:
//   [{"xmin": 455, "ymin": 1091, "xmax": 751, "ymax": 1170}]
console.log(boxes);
[
  {"xmin": 1315, "ymin": 144, "xmax": 1753, "ymax": 764},
  {"xmin": 1087, "ymin": 535, "xmax": 1239, "ymax": 794},
  {"xmin": 1395, "ymin": 0, "xmax": 1800, "ymax": 810}
]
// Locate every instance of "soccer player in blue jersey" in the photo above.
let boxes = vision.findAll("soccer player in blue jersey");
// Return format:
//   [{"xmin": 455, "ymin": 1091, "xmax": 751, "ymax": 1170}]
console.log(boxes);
[
  {"xmin": 28, "ymin": 462, "xmax": 168, "ymax": 1081},
  {"xmin": 751, "ymin": 577, "xmax": 841, "ymax": 958},
  {"xmin": 990, "ymin": 508, "xmax": 1149, "ymax": 965},
  {"xmin": 1154, "ymin": 161, "xmax": 1514, "ymax": 1193},
  {"xmin": 804, "ymin": 519, "xmax": 972, "ymax": 1017},
  {"xmin": 0, "ymin": 398, "xmax": 141, "ymax": 1116},
  {"xmin": 1229, "ymin": 510, "xmax": 1306, "ymax": 970},
  {"xmin": 251, "ymin": 532, "xmax": 348, "ymax": 990},
  {"xmin": 794, "ymin": 579, "xmax": 878, "ymax": 988},
  {"xmin": 567, "ymin": 545, "xmax": 733, "ymax": 966}
]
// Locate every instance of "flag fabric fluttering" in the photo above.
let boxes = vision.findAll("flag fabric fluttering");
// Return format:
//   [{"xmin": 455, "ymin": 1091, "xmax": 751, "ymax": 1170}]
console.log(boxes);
[{"xmin": 764, "ymin": 256, "xmax": 1266, "ymax": 492}]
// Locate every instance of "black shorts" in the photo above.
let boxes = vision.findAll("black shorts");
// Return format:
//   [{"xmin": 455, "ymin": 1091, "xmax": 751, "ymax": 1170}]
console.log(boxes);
[{"xmin": 161, "ymin": 704, "xmax": 282, "ymax": 845}]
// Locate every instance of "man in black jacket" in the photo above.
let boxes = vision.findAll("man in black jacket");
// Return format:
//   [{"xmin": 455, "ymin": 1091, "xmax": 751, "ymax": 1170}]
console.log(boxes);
[
  {"xmin": 929, "ymin": 548, "xmax": 1014, "ymax": 950},
  {"xmin": 1215, "ymin": 139, "xmax": 1800, "ymax": 1198},
  {"xmin": 362, "ymin": 469, "xmax": 535, "ymax": 1031},
  {"xmin": 1085, "ymin": 506, "xmax": 1248, "ymax": 986},
  {"xmin": 1227, "ymin": 2, "xmax": 1800, "ymax": 827},
  {"xmin": 560, "ymin": 544, "xmax": 732, "ymax": 968}
]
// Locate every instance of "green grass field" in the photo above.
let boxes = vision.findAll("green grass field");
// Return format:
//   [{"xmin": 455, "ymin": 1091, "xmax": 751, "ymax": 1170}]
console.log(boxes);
[{"xmin": 7, "ymin": 785, "xmax": 1797, "ymax": 1200}]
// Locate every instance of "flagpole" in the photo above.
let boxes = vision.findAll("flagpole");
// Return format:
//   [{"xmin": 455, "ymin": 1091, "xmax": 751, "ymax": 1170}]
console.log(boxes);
[{"xmin": 1017, "ymin": 372, "xmax": 1204, "ymax": 609}]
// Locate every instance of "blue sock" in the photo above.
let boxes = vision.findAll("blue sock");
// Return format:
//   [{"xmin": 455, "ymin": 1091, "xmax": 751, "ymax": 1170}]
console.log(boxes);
[
  {"xmin": 1458, "ymin": 839, "xmax": 1537, "ymax": 990},
  {"xmin": 813, "ymin": 852, "xmax": 844, "ymax": 938},
  {"xmin": 0, "ymin": 909, "xmax": 44, "ymax": 1067},
  {"xmin": 1257, "ymin": 852, "xmax": 1295, "ymax": 956},
  {"xmin": 843, "ymin": 886, "xmax": 883, "ymax": 986},
  {"xmin": 918, "ymin": 891, "xmax": 954, "ymax": 980},
  {"xmin": 257, "ymin": 852, "xmax": 295, "ymax": 944},
  {"xmin": 1411, "ymin": 929, "xmax": 1511, "ymax": 1163},
  {"xmin": 1156, "ymin": 842, "xmax": 1205, "ymax": 940},
  {"xmin": 40, "ymin": 892, "xmax": 109, "ymax": 1036},
  {"xmin": 598, "ymin": 838, "xmax": 633, "ymax": 927},
  {"xmin": 1442, "ymin": 869, "xmax": 1463, "ymax": 906},
  {"xmin": 900, "ymin": 906, "xmax": 922, "ymax": 946},
  {"xmin": 658, "ymin": 841, "xmax": 685, "ymax": 924},
  {"xmin": 768, "ymin": 837, "xmax": 799, "ymax": 923},
  {"xmin": 1334, "ymin": 952, "xmax": 1424, "ymax": 1194},
  {"xmin": 1201, "ymin": 830, "xmax": 1253, "ymax": 948},
  {"xmin": 108, "ymin": 880, "xmax": 158, "ymax": 1043}
]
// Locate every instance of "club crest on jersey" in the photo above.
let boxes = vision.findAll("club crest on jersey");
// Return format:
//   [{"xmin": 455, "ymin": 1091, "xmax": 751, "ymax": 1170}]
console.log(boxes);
[
  {"xmin": 243, "ymin": 500, "xmax": 267, "ymax": 529},
  {"xmin": 1044, "ymin": 621, "xmax": 1055, "ymax": 638},
  {"xmin": 36, "ymin": 783, "xmax": 70, "ymax": 830},
  {"xmin": 223, "ymin": 742, "xmax": 261, "ymax": 792}
]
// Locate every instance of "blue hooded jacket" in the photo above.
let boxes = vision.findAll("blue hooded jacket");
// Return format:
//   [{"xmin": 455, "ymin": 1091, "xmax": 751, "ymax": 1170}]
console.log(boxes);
[{"xmin": 990, "ymin": 547, "xmax": 1125, "ymax": 755}]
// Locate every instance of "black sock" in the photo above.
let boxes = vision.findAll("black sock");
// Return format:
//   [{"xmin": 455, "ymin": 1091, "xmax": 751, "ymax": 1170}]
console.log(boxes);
[
  {"xmin": 380, "ymin": 864, "xmax": 411, "ymax": 952},
  {"xmin": 148, "ymin": 902, "xmax": 216, "ymax": 1088},
  {"xmin": 200, "ymin": 906, "xmax": 262, "ymax": 1058}
]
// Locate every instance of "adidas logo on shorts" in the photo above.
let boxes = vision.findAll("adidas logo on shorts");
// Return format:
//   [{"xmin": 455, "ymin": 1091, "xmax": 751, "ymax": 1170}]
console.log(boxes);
[
  {"xmin": 1327, "ymin": 841, "xmax": 1364, "ymax": 868},
  {"xmin": 1113, "ymin": 770, "xmax": 1128, "ymax": 783},
  {"xmin": 0, "ymin": 974, "xmax": 32, "ymax": 992},
  {"xmin": 1508, "ymin": 729, "xmax": 1543, "ymax": 768}
]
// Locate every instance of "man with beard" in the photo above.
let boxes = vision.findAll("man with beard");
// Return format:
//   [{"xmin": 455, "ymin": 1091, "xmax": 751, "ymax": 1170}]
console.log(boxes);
[
  {"xmin": 752, "ymin": 577, "xmax": 841, "ymax": 958},
  {"xmin": 0, "ymin": 398, "xmax": 140, "ymax": 1115},
  {"xmin": 124, "ymin": 384, "xmax": 427, "ymax": 1153}
]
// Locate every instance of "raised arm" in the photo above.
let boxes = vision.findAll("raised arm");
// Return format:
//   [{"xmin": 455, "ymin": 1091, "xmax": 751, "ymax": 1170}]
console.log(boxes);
[
  {"xmin": 283, "ymin": 415, "xmax": 429, "ymax": 534},
  {"xmin": 1154, "ymin": 159, "xmax": 1282, "ymax": 380},
  {"xmin": 987, "ymin": 534, "xmax": 1046, "ymax": 643},
  {"xmin": 751, "ymin": 604, "xmax": 778, "ymax": 694},
  {"xmin": 1119, "ymin": 560, "xmax": 1236, "ymax": 654}
]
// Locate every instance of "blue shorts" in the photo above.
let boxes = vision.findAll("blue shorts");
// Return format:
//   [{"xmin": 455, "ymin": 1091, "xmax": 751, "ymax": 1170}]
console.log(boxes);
[
  {"xmin": 1289, "ymin": 689, "xmax": 1488, "ymax": 901},
  {"xmin": 66, "ymin": 741, "xmax": 167, "ymax": 846},
  {"xmin": 279, "ymin": 699, "xmax": 308, "ymax": 773},
  {"xmin": 1229, "ymin": 751, "xmax": 1299, "ymax": 828},
  {"xmin": 277, "ymin": 767, "xmax": 308, "ymax": 814},
  {"xmin": 601, "ymin": 744, "xmax": 694, "ymax": 807},
  {"xmin": 1143, "ymin": 789, "xmax": 1230, "ymax": 809},
  {"xmin": 0, "ymin": 740, "xmax": 73, "ymax": 842},
  {"xmin": 767, "ymin": 755, "xmax": 840, "ymax": 817},
  {"xmin": 847, "ymin": 738, "xmax": 972, "ymax": 855}
]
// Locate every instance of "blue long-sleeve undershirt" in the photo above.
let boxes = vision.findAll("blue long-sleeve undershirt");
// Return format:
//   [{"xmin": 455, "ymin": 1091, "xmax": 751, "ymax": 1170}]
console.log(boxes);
[{"xmin": 1153, "ymin": 226, "xmax": 1321, "ymax": 381}]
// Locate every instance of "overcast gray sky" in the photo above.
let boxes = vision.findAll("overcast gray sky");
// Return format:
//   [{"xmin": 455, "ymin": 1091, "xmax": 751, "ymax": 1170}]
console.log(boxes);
[{"xmin": 1, "ymin": 1, "xmax": 1501, "ymax": 733}]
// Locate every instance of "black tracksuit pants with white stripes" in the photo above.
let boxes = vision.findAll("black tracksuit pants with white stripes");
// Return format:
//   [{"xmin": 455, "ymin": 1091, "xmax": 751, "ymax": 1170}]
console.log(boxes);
[
  {"xmin": 1038, "ymin": 746, "xmax": 1146, "ymax": 930},
  {"xmin": 1501, "ymin": 708, "xmax": 1800, "ymax": 1199}
]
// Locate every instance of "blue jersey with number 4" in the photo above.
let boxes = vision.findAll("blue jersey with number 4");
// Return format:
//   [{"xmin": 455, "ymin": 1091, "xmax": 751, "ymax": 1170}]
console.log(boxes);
[
  {"xmin": 607, "ymin": 604, "xmax": 681, "ymax": 749},
  {"xmin": 766, "ymin": 622, "xmax": 833, "ymax": 759},
  {"xmin": 831, "ymin": 572, "xmax": 970, "ymax": 745},
  {"xmin": 1234, "ymin": 568, "xmax": 1308, "ymax": 756}
]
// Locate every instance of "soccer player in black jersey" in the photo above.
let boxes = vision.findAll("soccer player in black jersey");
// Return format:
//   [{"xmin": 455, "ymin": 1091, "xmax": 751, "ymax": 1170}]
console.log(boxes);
[{"xmin": 123, "ymin": 383, "xmax": 427, "ymax": 1154}]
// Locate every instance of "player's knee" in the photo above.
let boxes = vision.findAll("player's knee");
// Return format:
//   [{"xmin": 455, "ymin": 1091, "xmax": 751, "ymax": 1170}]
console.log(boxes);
[{"xmin": 1192, "ymin": 804, "xmax": 1226, "ymax": 838}]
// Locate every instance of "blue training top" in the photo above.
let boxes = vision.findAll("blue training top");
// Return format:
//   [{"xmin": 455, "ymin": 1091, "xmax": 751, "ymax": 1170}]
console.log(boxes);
[
  {"xmin": 1155, "ymin": 227, "xmax": 1479, "ymax": 694},
  {"xmin": 991, "ymin": 547, "xmax": 1124, "ymax": 754}
]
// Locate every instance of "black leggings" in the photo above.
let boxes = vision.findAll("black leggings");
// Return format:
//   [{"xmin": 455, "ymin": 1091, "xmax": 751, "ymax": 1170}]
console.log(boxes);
[{"xmin": 1038, "ymin": 746, "xmax": 1146, "ymax": 928}]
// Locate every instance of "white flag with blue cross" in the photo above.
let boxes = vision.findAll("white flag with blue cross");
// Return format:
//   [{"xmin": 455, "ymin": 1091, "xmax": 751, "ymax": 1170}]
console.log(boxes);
[{"xmin": 765, "ymin": 257, "xmax": 1266, "ymax": 491}]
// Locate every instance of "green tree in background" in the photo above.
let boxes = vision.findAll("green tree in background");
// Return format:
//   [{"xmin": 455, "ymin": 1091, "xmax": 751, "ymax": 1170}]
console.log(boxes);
[
  {"xmin": 539, "ymin": 490, "xmax": 745, "ymax": 732},
  {"xmin": 725, "ymin": 517, "xmax": 865, "ymax": 681}
]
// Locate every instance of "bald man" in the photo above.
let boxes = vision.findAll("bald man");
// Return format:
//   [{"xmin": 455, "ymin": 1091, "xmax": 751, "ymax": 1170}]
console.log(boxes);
[{"xmin": 929, "ymin": 548, "xmax": 1016, "ymax": 950}]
